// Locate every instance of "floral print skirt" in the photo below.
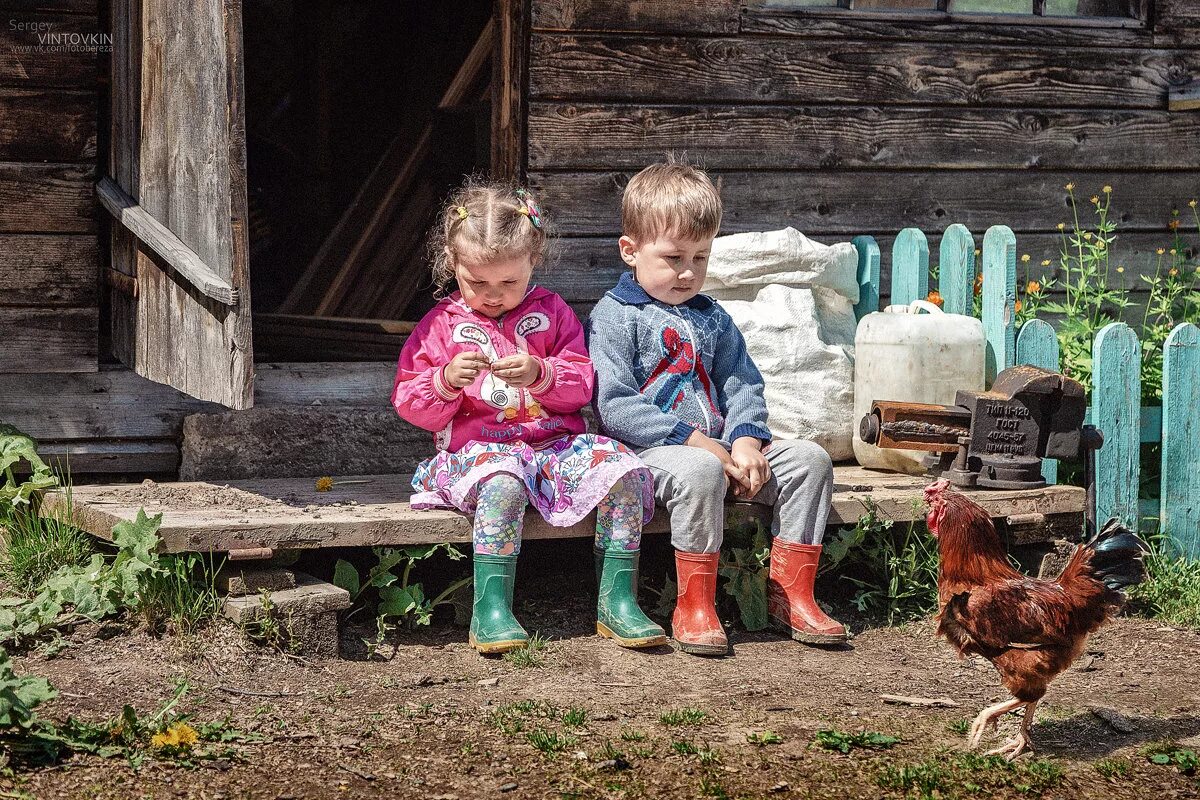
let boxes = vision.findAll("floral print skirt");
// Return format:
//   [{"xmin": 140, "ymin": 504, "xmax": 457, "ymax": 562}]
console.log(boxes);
[{"xmin": 410, "ymin": 433, "xmax": 654, "ymax": 528}]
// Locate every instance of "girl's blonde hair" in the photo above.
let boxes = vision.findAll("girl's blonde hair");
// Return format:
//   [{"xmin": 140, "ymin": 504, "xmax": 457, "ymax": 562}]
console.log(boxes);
[{"xmin": 430, "ymin": 179, "xmax": 550, "ymax": 296}]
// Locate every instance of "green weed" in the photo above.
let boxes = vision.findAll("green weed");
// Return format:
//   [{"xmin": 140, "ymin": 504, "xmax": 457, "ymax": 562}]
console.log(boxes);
[
  {"xmin": 526, "ymin": 728, "xmax": 575, "ymax": 757},
  {"xmin": 1130, "ymin": 536, "xmax": 1200, "ymax": 630},
  {"xmin": 699, "ymin": 775, "xmax": 729, "ymax": 799},
  {"xmin": 946, "ymin": 719, "xmax": 971, "ymax": 734},
  {"xmin": 560, "ymin": 707, "xmax": 587, "ymax": 727},
  {"xmin": 815, "ymin": 728, "xmax": 901, "ymax": 754},
  {"xmin": 0, "ymin": 502, "xmax": 92, "ymax": 595},
  {"xmin": 137, "ymin": 551, "xmax": 222, "ymax": 634},
  {"xmin": 660, "ymin": 707, "xmax": 709, "ymax": 727},
  {"xmin": 696, "ymin": 747, "xmax": 721, "ymax": 765},
  {"xmin": 503, "ymin": 632, "xmax": 549, "ymax": 668},
  {"xmin": 1141, "ymin": 741, "xmax": 1198, "ymax": 775},
  {"xmin": 671, "ymin": 739, "xmax": 698, "ymax": 756},
  {"xmin": 1095, "ymin": 757, "xmax": 1131, "ymax": 778},
  {"xmin": 746, "ymin": 730, "xmax": 783, "ymax": 745},
  {"xmin": 877, "ymin": 751, "xmax": 1063, "ymax": 799},
  {"xmin": 620, "ymin": 729, "xmax": 647, "ymax": 742},
  {"xmin": 332, "ymin": 544, "xmax": 471, "ymax": 631}
]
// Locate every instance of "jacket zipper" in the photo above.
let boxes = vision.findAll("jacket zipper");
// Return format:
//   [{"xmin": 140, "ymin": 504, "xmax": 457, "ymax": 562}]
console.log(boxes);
[{"xmin": 674, "ymin": 309, "xmax": 712, "ymax": 434}]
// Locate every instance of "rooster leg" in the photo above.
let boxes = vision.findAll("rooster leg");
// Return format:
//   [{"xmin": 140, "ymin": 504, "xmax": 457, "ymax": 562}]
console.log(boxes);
[
  {"xmin": 985, "ymin": 700, "xmax": 1038, "ymax": 761},
  {"xmin": 967, "ymin": 698, "xmax": 1024, "ymax": 749}
]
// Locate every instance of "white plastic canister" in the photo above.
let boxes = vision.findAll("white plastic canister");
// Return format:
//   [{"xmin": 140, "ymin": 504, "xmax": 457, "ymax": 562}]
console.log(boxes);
[{"xmin": 852, "ymin": 300, "xmax": 986, "ymax": 473}]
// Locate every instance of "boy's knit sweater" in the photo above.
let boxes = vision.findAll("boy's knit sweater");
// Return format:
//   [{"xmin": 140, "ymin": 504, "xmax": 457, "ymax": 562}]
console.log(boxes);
[{"xmin": 587, "ymin": 272, "xmax": 772, "ymax": 449}]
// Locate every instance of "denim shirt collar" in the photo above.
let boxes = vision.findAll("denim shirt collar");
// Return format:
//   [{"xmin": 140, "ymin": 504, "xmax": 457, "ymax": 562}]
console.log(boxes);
[{"xmin": 608, "ymin": 271, "xmax": 714, "ymax": 310}]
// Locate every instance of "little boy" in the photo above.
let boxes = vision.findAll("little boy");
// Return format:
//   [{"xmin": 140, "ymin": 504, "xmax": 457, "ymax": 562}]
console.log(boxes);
[{"xmin": 587, "ymin": 161, "xmax": 845, "ymax": 656}]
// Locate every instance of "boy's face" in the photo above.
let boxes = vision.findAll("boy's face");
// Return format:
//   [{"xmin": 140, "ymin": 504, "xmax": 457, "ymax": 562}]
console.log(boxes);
[{"xmin": 619, "ymin": 232, "xmax": 714, "ymax": 306}]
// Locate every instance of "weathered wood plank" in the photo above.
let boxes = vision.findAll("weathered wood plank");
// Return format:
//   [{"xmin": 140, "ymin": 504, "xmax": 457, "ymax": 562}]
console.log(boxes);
[
  {"xmin": 107, "ymin": 0, "xmax": 141, "ymax": 369},
  {"xmin": 544, "ymin": 233, "xmax": 1180, "ymax": 302},
  {"xmin": 982, "ymin": 225, "xmax": 1017, "ymax": 384},
  {"xmin": 40, "ymin": 468, "xmax": 1084, "ymax": 553},
  {"xmin": 0, "ymin": 307, "xmax": 96, "ymax": 372},
  {"xmin": 1093, "ymin": 322, "xmax": 1141, "ymax": 530},
  {"xmin": 0, "ymin": 89, "xmax": 95, "ymax": 161},
  {"xmin": 528, "ymin": 103, "xmax": 1200, "ymax": 170},
  {"xmin": 740, "ymin": 6, "xmax": 1151, "ymax": 47},
  {"xmin": 36, "ymin": 441, "xmax": 179, "ymax": 476},
  {"xmin": 4, "ymin": 1, "xmax": 98, "ymax": 13},
  {"xmin": 0, "ymin": 162, "xmax": 95, "ymax": 233},
  {"xmin": 0, "ymin": 13, "xmax": 99, "ymax": 85},
  {"xmin": 532, "ymin": 0, "xmax": 739, "ymax": 34},
  {"xmin": 1016, "ymin": 319, "xmax": 1061, "ymax": 484},
  {"xmin": 1160, "ymin": 322, "xmax": 1199, "ymax": 556},
  {"xmin": 493, "ymin": 0, "xmax": 528, "ymax": 181},
  {"xmin": 529, "ymin": 34, "xmax": 1194, "ymax": 109},
  {"xmin": 531, "ymin": 170, "xmax": 1200, "ymax": 237},
  {"xmin": 0, "ymin": 234, "xmax": 97, "ymax": 306}
]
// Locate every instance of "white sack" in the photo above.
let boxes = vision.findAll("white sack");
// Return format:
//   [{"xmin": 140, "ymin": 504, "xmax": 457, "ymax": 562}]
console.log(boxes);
[{"xmin": 704, "ymin": 228, "xmax": 858, "ymax": 460}]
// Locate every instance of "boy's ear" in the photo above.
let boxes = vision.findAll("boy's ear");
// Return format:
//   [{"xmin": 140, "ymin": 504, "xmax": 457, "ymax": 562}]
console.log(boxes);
[{"xmin": 618, "ymin": 235, "xmax": 639, "ymax": 267}]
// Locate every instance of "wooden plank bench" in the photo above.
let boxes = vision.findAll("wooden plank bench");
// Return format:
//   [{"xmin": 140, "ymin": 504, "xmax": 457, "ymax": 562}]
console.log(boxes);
[{"xmin": 40, "ymin": 465, "xmax": 1084, "ymax": 554}]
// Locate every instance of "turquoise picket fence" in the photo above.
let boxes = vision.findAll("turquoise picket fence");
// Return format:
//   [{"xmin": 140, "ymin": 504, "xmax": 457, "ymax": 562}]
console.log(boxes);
[{"xmin": 851, "ymin": 226, "xmax": 1200, "ymax": 557}]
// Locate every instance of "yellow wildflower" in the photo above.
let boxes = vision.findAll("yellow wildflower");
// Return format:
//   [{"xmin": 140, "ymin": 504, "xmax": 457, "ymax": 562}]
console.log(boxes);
[
  {"xmin": 1103, "ymin": 185, "xmax": 1112, "ymax": 194},
  {"xmin": 1170, "ymin": 268, "xmax": 1180, "ymax": 277},
  {"xmin": 1170, "ymin": 248, "xmax": 1177, "ymax": 255},
  {"xmin": 1116, "ymin": 266, "xmax": 1125, "ymax": 273},
  {"xmin": 1064, "ymin": 182, "xmax": 1075, "ymax": 191},
  {"xmin": 1090, "ymin": 195, "xmax": 1100, "ymax": 204},
  {"xmin": 1057, "ymin": 222, "xmax": 1065, "ymax": 231},
  {"xmin": 1157, "ymin": 248, "xmax": 1166, "ymax": 255},
  {"xmin": 1015, "ymin": 299, "xmax": 1023, "ymax": 313},
  {"xmin": 1190, "ymin": 199, "xmax": 1198, "ymax": 209},
  {"xmin": 315, "ymin": 476, "xmax": 334, "ymax": 492},
  {"xmin": 1041, "ymin": 259, "xmax": 1051, "ymax": 267},
  {"xmin": 1026, "ymin": 281, "xmax": 1042, "ymax": 294},
  {"xmin": 1083, "ymin": 232, "xmax": 1093, "ymax": 240},
  {"xmin": 974, "ymin": 248, "xmax": 981, "ymax": 256},
  {"xmin": 150, "ymin": 723, "xmax": 198, "ymax": 751},
  {"xmin": 1169, "ymin": 219, "xmax": 1181, "ymax": 231},
  {"xmin": 1096, "ymin": 240, "xmax": 1105, "ymax": 250},
  {"xmin": 926, "ymin": 290, "xmax": 944, "ymax": 308},
  {"xmin": 1021, "ymin": 254, "xmax": 1030, "ymax": 263}
]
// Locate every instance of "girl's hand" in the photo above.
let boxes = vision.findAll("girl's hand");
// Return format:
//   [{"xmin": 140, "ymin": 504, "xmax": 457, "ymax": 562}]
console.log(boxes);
[
  {"xmin": 730, "ymin": 437, "xmax": 771, "ymax": 499},
  {"xmin": 490, "ymin": 353, "xmax": 542, "ymax": 388},
  {"xmin": 444, "ymin": 351, "xmax": 490, "ymax": 389}
]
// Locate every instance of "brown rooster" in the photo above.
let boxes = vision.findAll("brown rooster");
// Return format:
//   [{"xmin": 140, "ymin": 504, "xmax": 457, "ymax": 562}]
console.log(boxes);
[{"xmin": 924, "ymin": 479, "xmax": 1146, "ymax": 759}]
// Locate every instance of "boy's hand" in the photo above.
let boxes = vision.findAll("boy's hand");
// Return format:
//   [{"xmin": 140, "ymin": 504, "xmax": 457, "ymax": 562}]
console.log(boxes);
[
  {"xmin": 685, "ymin": 429, "xmax": 745, "ymax": 490},
  {"xmin": 490, "ymin": 353, "xmax": 542, "ymax": 388},
  {"xmin": 730, "ymin": 437, "xmax": 771, "ymax": 499},
  {"xmin": 444, "ymin": 351, "xmax": 490, "ymax": 389}
]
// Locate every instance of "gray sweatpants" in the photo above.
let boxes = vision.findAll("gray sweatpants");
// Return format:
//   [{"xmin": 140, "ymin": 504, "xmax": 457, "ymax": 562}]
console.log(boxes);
[{"xmin": 637, "ymin": 439, "xmax": 834, "ymax": 554}]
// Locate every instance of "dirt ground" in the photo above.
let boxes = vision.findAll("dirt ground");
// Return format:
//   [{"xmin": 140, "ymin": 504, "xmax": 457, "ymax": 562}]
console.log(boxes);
[{"xmin": 5, "ymin": 586, "xmax": 1200, "ymax": 800}]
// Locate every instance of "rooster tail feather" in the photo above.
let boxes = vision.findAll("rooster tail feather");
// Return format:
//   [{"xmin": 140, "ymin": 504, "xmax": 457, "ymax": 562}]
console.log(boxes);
[{"xmin": 1085, "ymin": 517, "xmax": 1149, "ymax": 591}]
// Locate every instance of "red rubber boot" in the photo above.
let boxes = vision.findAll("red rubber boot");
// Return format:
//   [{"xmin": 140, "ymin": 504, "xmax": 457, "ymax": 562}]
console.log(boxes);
[
  {"xmin": 767, "ymin": 540, "xmax": 849, "ymax": 644},
  {"xmin": 671, "ymin": 551, "xmax": 728, "ymax": 656}
]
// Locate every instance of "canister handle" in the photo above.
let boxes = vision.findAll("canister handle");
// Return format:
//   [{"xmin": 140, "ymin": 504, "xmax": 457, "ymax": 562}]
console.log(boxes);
[{"xmin": 882, "ymin": 299, "xmax": 944, "ymax": 315}]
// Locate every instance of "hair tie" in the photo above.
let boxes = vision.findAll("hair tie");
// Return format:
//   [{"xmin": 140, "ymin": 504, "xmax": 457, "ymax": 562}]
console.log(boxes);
[
  {"xmin": 456, "ymin": 206, "xmax": 469, "ymax": 221},
  {"xmin": 515, "ymin": 189, "xmax": 542, "ymax": 229}
]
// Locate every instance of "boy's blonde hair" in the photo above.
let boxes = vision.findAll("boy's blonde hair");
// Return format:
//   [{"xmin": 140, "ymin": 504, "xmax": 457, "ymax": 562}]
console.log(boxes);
[
  {"xmin": 430, "ymin": 179, "xmax": 550, "ymax": 295},
  {"xmin": 621, "ymin": 159, "xmax": 722, "ymax": 244}
]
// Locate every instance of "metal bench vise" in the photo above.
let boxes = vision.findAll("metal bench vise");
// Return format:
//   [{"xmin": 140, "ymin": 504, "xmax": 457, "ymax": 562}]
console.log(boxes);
[{"xmin": 858, "ymin": 365, "xmax": 1099, "ymax": 491}]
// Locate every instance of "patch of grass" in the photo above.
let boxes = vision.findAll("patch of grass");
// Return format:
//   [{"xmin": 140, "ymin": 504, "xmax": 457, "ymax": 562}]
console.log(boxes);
[
  {"xmin": 1141, "ymin": 741, "xmax": 1198, "ymax": 775},
  {"xmin": 746, "ymin": 730, "xmax": 783, "ymax": 746},
  {"xmin": 671, "ymin": 739, "xmax": 698, "ymax": 756},
  {"xmin": 696, "ymin": 747, "xmax": 721, "ymax": 765},
  {"xmin": 814, "ymin": 729, "xmax": 901, "ymax": 754},
  {"xmin": 0, "ymin": 505, "xmax": 94, "ymax": 595},
  {"xmin": 137, "ymin": 551, "xmax": 223, "ymax": 634},
  {"xmin": 946, "ymin": 719, "xmax": 971, "ymax": 735},
  {"xmin": 659, "ymin": 707, "xmax": 710, "ymax": 727},
  {"xmin": 877, "ymin": 751, "xmax": 1063, "ymax": 800},
  {"xmin": 1130, "ymin": 536, "xmax": 1200, "ymax": 630},
  {"xmin": 526, "ymin": 728, "xmax": 575, "ymax": 757},
  {"xmin": 503, "ymin": 632, "xmax": 549, "ymax": 668},
  {"xmin": 1095, "ymin": 757, "xmax": 1131, "ymax": 779},
  {"xmin": 561, "ymin": 707, "xmax": 587, "ymax": 728},
  {"xmin": 699, "ymin": 775, "xmax": 729, "ymax": 799},
  {"xmin": 620, "ymin": 729, "xmax": 647, "ymax": 742},
  {"xmin": 488, "ymin": 699, "xmax": 559, "ymax": 737}
]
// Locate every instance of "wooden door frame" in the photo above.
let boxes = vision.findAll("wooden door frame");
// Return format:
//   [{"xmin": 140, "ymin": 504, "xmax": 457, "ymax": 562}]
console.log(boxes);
[{"xmin": 492, "ymin": 0, "xmax": 529, "ymax": 182}]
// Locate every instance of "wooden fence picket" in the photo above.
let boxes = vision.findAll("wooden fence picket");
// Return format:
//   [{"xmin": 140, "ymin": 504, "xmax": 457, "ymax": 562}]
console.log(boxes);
[
  {"xmin": 1016, "ymin": 319, "xmax": 1061, "ymax": 485},
  {"xmin": 852, "ymin": 235, "xmax": 880, "ymax": 321},
  {"xmin": 938, "ymin": 224, "xmax": 974, "ymax": 316},
  {"xmin": 1093, "ymin": 322, "xmax": 1141, "ymax": 531},
  {"xmin": 1161, "ymin": 322, "xmax": 1200, "ymax": 556},
  {"xmin": 981, "ymin": 225, "xmax": 1016, "ymax": 385},
  {"xmin": 891, "ymin": 228, "xmax": 928, "ymax": 307}
]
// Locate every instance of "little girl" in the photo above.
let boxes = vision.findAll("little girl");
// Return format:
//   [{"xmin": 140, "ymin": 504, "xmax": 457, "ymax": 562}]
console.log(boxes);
[{"xmin": 393, "ymin": 180, "xmax": 665, "ymax": 655}]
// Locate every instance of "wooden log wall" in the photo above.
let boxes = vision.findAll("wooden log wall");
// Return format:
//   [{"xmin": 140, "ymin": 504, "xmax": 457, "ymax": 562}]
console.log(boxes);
[
  {"xmin": 526, "ymin": 0, "xmax": 1200, "ymax": 311},
  {"xmin": 0, "ymin": 1, "xmax": 100, "ymax": 372}
]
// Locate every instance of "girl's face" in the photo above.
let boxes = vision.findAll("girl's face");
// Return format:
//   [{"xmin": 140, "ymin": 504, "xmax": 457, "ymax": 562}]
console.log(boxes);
[{"xmin": 454, "ymin": 251, "xmax": 535, "ymax": 318}]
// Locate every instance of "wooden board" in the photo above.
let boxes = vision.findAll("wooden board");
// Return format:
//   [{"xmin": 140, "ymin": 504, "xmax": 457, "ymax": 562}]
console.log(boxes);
[
  {"xmin": 532, "ymin": 0, "xmax": 740, "ymax": 34},
  {"xmin": 0, "ymin": 234, "xmax": 98, "ymax": 306},
  {"xmin": 528, "ymin": 103, "xmax": 1200, "ymax": 171},
  {"xmin": 0, "ymin": 89, "xmax": 95, "ymax": 161},
  {"xmin": 531, "ymin": 170, "xmax": 1200, "ymax": 237},
  {"xmin": 0, "ymin": 307, "xmax": 97, "ymax": 372},
  {"xmin": 529, "ymin": 34, "xmax": 1195, "ymax": 109},
  {"xmin": 0, "ymin": 162, "xmax": 96, "ymax": 233},
  {"xmin": 0, "ymin": 12, "xmax": 100, "ymax": 86},
  {"xmin": 39, "ymin": 467, "xmax": 1085, "ymax": 554}
]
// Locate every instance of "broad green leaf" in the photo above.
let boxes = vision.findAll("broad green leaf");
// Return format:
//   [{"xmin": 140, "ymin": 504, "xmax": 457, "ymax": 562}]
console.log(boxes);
[{"xmin": 332, "ymin": 560, "xmax": 360, "ymax": 597}]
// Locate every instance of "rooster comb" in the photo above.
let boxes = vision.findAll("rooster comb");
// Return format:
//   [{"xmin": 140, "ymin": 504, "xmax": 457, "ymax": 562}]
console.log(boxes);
[{"xmin": 923, "ymin": 478, "xmax": 952, "ymax": 505}]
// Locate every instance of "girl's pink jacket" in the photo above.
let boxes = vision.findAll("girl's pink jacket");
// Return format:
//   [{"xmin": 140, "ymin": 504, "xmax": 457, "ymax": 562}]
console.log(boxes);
[{"xmin": 392, "ymin": 287, "xmax": 594, "ymax": 453}]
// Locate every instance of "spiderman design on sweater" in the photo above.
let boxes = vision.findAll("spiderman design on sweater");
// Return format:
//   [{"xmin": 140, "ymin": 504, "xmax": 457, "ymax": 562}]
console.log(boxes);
[{"xmin": 641, "ymin": 326, "xmax": 721, "ymax": 421}]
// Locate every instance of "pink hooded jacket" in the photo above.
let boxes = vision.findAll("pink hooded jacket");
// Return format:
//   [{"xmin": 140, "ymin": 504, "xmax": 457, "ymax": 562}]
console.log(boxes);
[{"xmin": 392, "ymin": 287, "xmax": 594, "ymax": 453}]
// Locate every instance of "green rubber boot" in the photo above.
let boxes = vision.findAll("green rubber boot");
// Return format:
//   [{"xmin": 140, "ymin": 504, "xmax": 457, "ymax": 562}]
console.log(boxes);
[
  {"xmin": 595, "ymin": 547, "xmax": 667, "ymax": 649},
  {"xmin": 468, "ymin": 554, "xmax": 528, "ymax": 655}
]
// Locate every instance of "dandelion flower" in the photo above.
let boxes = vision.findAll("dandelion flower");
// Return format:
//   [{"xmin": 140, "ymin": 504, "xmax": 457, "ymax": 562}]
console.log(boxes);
[
  {"xmin": 1103, "ymin": 185, "xmax": 1112, "ymax": 194},
  {"xmin": 1041, "ymin": 259, "xmax": 1051, "ymax": 267},
  {"xmin": 1190, "ymin": 199, "xmax": 1198, "ymax": 209},
  {"xmin": 1116, "ymin": 266, "xmax": 1125, "ymax": 273},
  {"xmin": 1170, "ymin": 268, "xmax": 1180, "ymax": 277},
  {"xmin": 1021, "ymin": 254, "xmax": 1030, "ymax": 263},
  {"xmin": 1157, "ymin": 248, "xmax": 1166, "ymax": 255},
  {"xmin": 1057, "ymin": 222, "xmax": 1065, "ymax": 231},
  {"xmin": 1170, "ymin": 248, "xmax": 1177, "ymax": 255},
  {"xmin": 1026, "ymin": 281, "xmax": 1042, "ymax": 294},
  {"xmin": 1090, "ymin": 195, "xmax": 1100, "ymax": 204},
  {"xmin": 315, "ymin": 476, "xmax": 334, "ymax": 492},
  {"xmin": 1064, "ymin": 182, "xmax": 1075, "ymax": 191},
  {"xmin": 926, "ymin": 290, "xmax": 944, "ymax": 308}
]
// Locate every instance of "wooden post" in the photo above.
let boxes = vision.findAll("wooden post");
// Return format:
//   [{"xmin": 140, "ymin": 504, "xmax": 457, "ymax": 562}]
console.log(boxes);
[
  {"xmin": 1016, "ymin": 319, "xmax": 1061, "ymax": 485},
  {"xmin": 1161, "ymin": 322, "xmax": 1199, "ymax": 556},
  {"xmin": 938, "ymin": 224, "xmax": 974, "ymax": 316},
  {"xmin": 1093, "ymin": 322, "xmax": 1141, "ymax": 531},
  {"xmin": 891, "ymin": 228, "xmax": 929, "ymax": 307},
  {"xmin": 852, "ymin": 235, "xmax": 880, "ymax": 321},
  {"xmin": 982, "ymin": 225, "xmax": 1016, "ymax": 386}
]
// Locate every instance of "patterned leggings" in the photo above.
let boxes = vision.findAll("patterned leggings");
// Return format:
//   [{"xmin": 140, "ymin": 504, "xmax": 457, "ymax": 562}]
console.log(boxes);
[{"xmin": 472, "ymin": 472, "xmax": 644, "ymax": 556}]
